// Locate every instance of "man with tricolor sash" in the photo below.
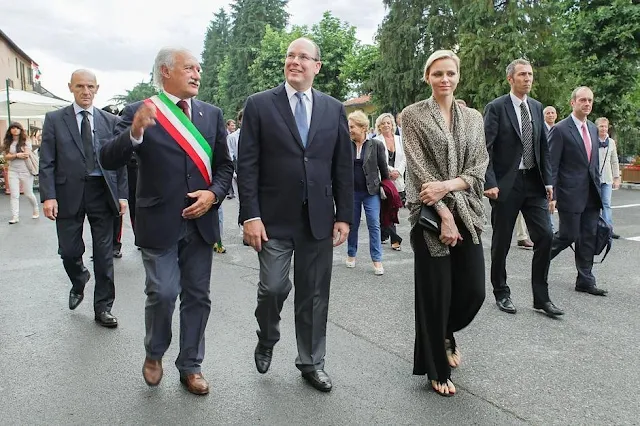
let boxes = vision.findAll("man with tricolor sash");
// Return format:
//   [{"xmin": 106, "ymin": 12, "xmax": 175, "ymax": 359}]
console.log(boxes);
[{"xmin": 101, "ymin": 47, "xmax": 233, "ymax": 395}]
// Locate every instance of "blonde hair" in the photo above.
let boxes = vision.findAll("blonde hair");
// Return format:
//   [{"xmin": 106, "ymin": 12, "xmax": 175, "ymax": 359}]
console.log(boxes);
[
  {"xmin": 423, "ymin": 50, "xmax": 460, "ymax": 82},
  {"xmin": 374, "ymin": 113, "xmax": 397, "ymax": 135},
  {"xmin": 347, "ymin": 110, "xmax": 369, "ymax": 130},
  {"xmin": 595, "ymin": 117, "xmax": 609, "ymax": 126}
]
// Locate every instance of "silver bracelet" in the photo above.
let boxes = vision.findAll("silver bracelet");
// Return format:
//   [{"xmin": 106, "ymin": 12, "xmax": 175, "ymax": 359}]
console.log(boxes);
[{"xmin": 434, "ymin": 200, "xmax": 446, "ymax": 211}]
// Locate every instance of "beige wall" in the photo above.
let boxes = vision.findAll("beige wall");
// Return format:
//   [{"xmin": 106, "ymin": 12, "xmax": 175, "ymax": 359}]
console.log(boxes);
[{"xmin": 0, "ymin": 40, "xmax": 35, "ymax": 92}]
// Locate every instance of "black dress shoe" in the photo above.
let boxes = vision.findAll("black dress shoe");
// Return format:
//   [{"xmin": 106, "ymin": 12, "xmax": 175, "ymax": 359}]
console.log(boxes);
[
  {"xmin": 69, "ymin": 291, "xmax": 84, "ymax": 310},
  {"xmin": 113, "ymin": 249, "xmax": 122, "ymax": 258},
  {"xmin": 95, "ymin": 311, "xmax": 118, "ymax": 328},
  {"xmin": 533, "ymin": 301, "xmax": 565, "ymax": 316},
  {"xmin": 301, "ymin": 369, "xmax": 332, "ymax": 392},
  {"xmin": 612, "ymin": 233, "xmax": 620, "ymax": 239},
  {"xmin": 496, "ymin": 297, "xmax": 517, "ymax": 314},
  {"xmin": 254, "ymin": 343, "xmax": 273, "ymax": 374},
  {"xmin": 576, "ymin": 286, "xmax": 608, "ymax": 296}
]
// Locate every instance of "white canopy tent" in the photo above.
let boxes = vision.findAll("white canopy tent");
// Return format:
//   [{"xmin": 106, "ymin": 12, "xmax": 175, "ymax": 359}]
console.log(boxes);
[{"xmin": 0, "ymin": 87, "xmax": 70, "ymax": 120}]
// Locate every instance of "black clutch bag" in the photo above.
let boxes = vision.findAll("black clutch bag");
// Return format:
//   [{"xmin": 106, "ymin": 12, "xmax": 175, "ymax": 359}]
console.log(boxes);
[{"xmin": 418, "ymin": 204, "xmax": 442, "ymax": 233}]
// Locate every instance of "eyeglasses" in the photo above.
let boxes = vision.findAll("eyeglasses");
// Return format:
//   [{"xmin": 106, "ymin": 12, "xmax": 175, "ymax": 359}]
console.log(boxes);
[{"xmin": 285, "ymin": 53, "xmax": 319, "ymax": 62}]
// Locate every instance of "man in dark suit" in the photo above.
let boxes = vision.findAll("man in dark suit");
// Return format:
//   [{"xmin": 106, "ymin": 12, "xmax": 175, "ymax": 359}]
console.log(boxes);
[
  {"xmin": 39, "ymin": 70, "xmax": 128, "ymax": 328},
  {"xmin": 548, "ymin": 86, "xmax": 607, "ymax": 296},
  {"xmin": 100, "ymin": 47, "xmax": 233, "ymax": 395},
  {"xmin": 484, "ymin": 59, "xmax": 563, "ymax": 317},
  {"xmin": 237, "ymin": 37, "xmax": 353, "ymax": 392}
]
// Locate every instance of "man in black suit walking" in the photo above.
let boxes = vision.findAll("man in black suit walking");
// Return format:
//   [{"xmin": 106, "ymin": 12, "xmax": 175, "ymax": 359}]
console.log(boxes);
[
  {"xmin": 548, "ymin": 86, "xmax": 607, "ymax": 296},
  {"xmin": 101, "ymin": 47, "xmax": 233, "ymax": 395},
  {"xmin": 39, "ymin": 70, "xmax": 128, "ymax": 327},
  {"xmin": 484, "ymin": 59, "xmax": 563, "ymax": 317},
  {"xmin": 237, "ymin": 37, "xmax": 353, "ymax": 392}
]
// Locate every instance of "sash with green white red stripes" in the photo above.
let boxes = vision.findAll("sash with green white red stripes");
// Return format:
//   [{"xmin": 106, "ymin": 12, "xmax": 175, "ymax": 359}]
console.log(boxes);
[{"xmin": 144, "ymin": 93, "xmax": 213, "ymax": 185}]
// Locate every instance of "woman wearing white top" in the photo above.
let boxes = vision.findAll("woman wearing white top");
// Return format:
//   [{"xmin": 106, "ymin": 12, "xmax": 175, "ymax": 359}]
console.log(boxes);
[
  {"xmin": 2, "ymin": 122, "xmax": 39, "ymax": 224},
  {"xmin": 375, "ymin": 113, "xmax": 406, "ymax": 250},
  {"xmin": 595, "ymin": 117, "xmax": 621, "ymax": 238}
]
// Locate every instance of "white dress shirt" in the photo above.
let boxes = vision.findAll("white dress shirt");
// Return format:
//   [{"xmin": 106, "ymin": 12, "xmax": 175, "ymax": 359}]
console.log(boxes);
[{"xmin": 509, "ymin": 92, "xmax": 532, "ymax": 170}]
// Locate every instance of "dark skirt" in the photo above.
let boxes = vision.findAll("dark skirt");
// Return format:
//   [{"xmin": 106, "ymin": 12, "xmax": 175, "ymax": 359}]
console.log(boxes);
[{"xmin": 411, "ymin": 224, "xmax": 485, "ymax": 382}]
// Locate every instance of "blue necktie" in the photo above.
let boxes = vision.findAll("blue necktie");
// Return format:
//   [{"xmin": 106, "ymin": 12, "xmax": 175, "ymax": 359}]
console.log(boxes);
[{"xmin": 294, "ymin": 92, "xmax": 309, "ymax": 147}]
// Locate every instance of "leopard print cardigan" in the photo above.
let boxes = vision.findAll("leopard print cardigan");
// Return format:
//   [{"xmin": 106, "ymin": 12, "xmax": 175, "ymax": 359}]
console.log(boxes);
[{"xmin": 402, "ymin": 97, "xmax": 489, "ymax": 257}]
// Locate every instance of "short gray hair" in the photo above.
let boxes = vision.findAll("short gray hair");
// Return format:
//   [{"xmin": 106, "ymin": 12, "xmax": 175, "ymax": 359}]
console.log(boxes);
[
  {"xmin": 571, "ymin": 86, "xmax": 592, "ymax": 101},
  {"xmin": 506, "ymin": 59, "xmax": 531, "ymax": 78},
  {"xmin": 153, "ymin": 47, "xmax": 194, "ymax": 89},
  {"xmin": 543, "ymin": 106, "xmax": 556, "ymax": 114},
  {"xmin": 595, "ymin": 117, "xmax": 609, "ymax": 126}
]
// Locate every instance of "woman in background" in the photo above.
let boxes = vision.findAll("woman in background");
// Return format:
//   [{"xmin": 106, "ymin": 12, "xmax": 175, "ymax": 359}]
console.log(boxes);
[
  {"xmin": 346, "ymin": 110, "xmax": 389, "ymax": 276},
  {"xmin": 3, "ymin": 122, "xmax": 39, "ymax": 224},
  {"xmin": 375, "ymin": 113, "xmax": 406, "ymax": 251}
]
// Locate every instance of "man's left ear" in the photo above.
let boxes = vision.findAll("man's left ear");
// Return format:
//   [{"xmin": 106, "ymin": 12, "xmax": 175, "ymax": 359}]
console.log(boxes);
[{"xmin": 95, "ymin": 84, "xmax": 100, "ymax": 94}]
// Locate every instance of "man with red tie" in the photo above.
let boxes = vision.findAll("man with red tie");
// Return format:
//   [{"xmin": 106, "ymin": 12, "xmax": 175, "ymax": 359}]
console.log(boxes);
[
  {"xmin": 101, "ymin": 47, "xmax": 234, "ymax": 394},
  {"xmin": 548, "ymin": 86, "xmax": 607, "ymax": 296}
]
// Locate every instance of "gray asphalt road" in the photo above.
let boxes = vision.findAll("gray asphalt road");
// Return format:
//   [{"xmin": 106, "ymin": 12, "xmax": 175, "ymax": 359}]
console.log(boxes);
[{"xmin": 1, "ymin": 189, "xmax": 639, "ymax": 425}]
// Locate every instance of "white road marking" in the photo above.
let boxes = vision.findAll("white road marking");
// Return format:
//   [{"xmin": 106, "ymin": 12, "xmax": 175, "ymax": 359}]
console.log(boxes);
[
  {"xmin": 611, "ymin": 204, "xmax": 640, "ymax": 209},
  {"xmin": 626, "ymin": 236, "xmax": 640, "ymax": 242}
]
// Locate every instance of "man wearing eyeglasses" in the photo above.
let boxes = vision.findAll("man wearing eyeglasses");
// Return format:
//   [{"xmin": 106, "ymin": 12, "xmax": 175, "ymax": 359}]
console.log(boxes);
[{"xmin": 237, "ymin": 37, "xmax": 353, "ymax": 392}]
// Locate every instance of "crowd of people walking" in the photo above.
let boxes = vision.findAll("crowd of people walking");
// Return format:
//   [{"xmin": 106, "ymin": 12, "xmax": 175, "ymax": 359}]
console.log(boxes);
[{"xmin": 2, "ymin": 35, "xmax": 620, "ymax": 399}]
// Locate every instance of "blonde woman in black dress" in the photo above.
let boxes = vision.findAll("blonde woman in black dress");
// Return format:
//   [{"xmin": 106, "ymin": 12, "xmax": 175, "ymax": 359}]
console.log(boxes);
[{"xmin": 402, "ymin": 50, "xmax": 488, "ymax": 397}]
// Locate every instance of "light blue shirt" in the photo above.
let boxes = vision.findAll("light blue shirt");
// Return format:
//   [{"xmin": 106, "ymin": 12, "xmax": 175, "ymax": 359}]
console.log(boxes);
[
  {"xmin": 284, "ymin": 82, "xmax": 312, "ymax": 128},
  {"xmin": 73, "ymin": 102, "xmax": 101, "ymax": 176}
]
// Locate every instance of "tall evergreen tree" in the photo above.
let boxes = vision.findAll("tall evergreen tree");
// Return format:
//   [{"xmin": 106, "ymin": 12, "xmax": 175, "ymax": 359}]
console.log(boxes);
[
  {"xmin": 456, "ymin": 0, "xmax": 561, "ymax": 110},
  {"xmin": 560, "ymin": 0, "xmax": 640, "ymax": 126},
  {"xmin": 371, "ymin": 0, "xmax": 459, "ymax": 113},
  {"xmin": 221, "ymin": 0, "xmax": 289, "ymax": 115},
  {"xmin": 200, "ymin": 9, "xmax": 230, "ymax": 107}
]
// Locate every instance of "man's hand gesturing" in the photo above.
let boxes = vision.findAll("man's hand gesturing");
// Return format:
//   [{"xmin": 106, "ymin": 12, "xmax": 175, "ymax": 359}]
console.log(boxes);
[{"xmin": 131, "ymin": 103, "xmax": 157, "ymax": 139}]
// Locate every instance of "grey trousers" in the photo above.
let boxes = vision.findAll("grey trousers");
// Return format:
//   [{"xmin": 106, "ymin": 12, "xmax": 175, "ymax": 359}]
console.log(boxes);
[
  {"xmin": 141, "ymin": 220, "xmax": 213, "ymax": 375},
  {"xmin": 255, "ymin": 227, "xmax": 333, "ymax": 373}
]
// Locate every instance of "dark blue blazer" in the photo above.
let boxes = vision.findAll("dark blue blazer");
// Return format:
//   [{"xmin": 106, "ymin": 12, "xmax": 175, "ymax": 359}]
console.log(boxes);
[
  {"xmin": 484, "ymin": 94, "xmax": 552, "ymax": 200},
  {"xmin": 549, "ymin": 115, "xmax": 602, "ymax": 213},
  {"xmin": 39, "ymin": 105, "xmax": 127, "ymax": 218},
  {"xmin": 237, "ymin": 83, "xmax": 354, "ymax": 240},
  {"xmin": 100, "ymin": 98, "xmax": 234, "ymax": 249}
]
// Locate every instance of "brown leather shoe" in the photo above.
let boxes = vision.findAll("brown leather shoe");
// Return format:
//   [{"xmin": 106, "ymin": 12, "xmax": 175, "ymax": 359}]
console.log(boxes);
[
  {"xmin": 180, "ymin": 373, "xmax": 209, "ymax": 395},
  {"xmin": 142, "ymin": 357, "xmax": 163, "ymax": 386}
]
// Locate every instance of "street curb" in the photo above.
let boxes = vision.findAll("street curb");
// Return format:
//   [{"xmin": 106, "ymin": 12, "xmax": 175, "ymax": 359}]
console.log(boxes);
[{"xmin": 621, "ymin": 182, "xmax": 640, "ymax": 190}]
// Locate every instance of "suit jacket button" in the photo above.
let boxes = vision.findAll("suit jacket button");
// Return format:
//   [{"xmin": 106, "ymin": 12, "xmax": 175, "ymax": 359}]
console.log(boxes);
[
  {"xmin": 187, "ymin": 174, "xmax": 191, "ymax": 179},
  {"xmin": 304, "ymin": 157, "xmax": 308, "ymax": 162}
]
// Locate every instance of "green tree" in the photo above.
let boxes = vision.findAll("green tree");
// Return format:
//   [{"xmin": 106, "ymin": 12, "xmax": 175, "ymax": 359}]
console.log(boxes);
[
  {"xmin": 221, "ymin": 0, "xmax": 289, "ymax": 115},
  {"xmin": 248, "ymin": 25, "xmax": 308, "ymax": 92},
  {"xmin": 371, "ymin": 0, "xmax": 459, "ymax": 113},
  {"xmin": 111, "ymin": 77, "xmax": 157, "ymax": 105},
  {"xmin": 310, "ymin": 11, "xmax": 358, "ymax": 101},
  {"xmin": 199, "ymin": 9, "xmax": 230, "ymax": 107},
  {"xmin": 456, "ymin": 0, "xmax": 562, "ymax": 110},
  {"xmin": 560, "ymin": 0, "xmax": 640, "ymax": 126},
  {"xmin": 342, "ymin": 43, "xmax": 379, "ymax": 97}
]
